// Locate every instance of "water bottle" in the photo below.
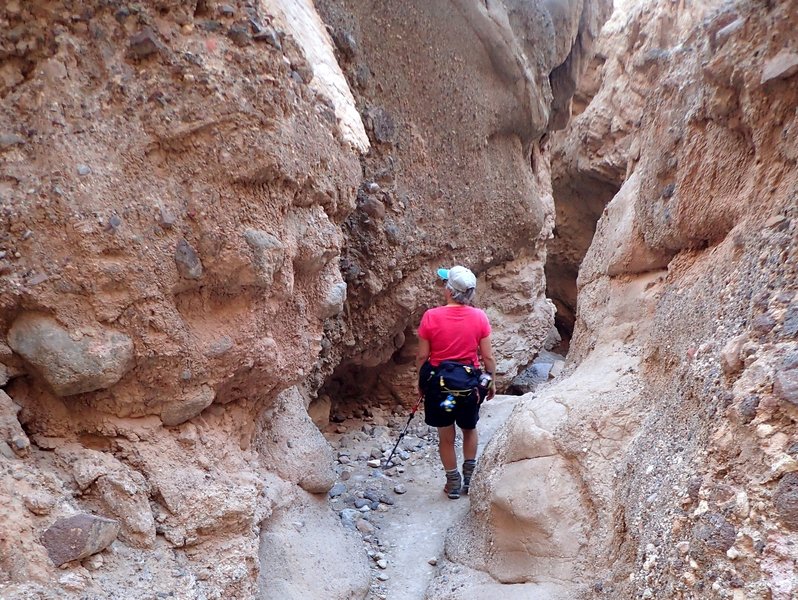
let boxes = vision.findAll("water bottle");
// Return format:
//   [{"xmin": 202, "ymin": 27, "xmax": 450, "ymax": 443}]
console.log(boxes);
[
  {"xmin": 479, "ymin": 373, "xmax": 493, "ymax": 388},
  {"xmin": 440, "ymin": 395, "xmax": 456, "ymax": 412}
]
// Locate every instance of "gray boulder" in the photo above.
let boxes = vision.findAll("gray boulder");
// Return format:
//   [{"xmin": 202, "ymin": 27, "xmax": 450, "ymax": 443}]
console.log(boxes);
[{"xmin": 8, "ymin": 313, "xmax": 134, "ymax": 396}]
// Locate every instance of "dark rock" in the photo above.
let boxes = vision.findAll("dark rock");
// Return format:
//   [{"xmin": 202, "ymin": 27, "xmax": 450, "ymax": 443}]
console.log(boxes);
[
  {"xmin": 687, "ymin": 476, "xmax": 703, "ymax": 501},
  {"xmin": 331, "ymin": 413, "xmax": 346, "ymax": 423},
  {"xmin": 773, "ymin": 472, "xmax": 798, "ymax": 530},
  {"xmin": 328, "ymin": 483, "xmax": 346, "ymax": 499},
  {"xmin": 339, "ymin": 509, "xmax": 359, "ymax": 530},
  {"xmin": 752, "ymin": 314, "xmax": 776, "ymax": 334},
  {"xmin": 360, "ymin": 198, "xmax": 386, "ymax": 220},
  {"xmin": 378, "ymin": 495, "xmax": 394, "ymax": 506},
  {"xmin": 782, "ymin": 303, "xmax": 798, "ymax": 337},
  {"xmin": 354, "ymin": 498, "xmax": 369, "ymax": 509},
  {"xmin": 8, "ymin": 313, "xmax": 134, "ymax": 396},
  {"xmin": 737, "ymin": 395, "xmax": 759, "ymax": 424},
  {"xmin": 661, "ymin": 183, "xmax": 676, "ymax": 199},
  {"xmin": 42, "ymin": 513, "xmax": 119, "ymax": 566},
  {"xmin": 355, "ymin": 64, "xmax": 371, "ymax": 89},
  {"xmin": 128, "ymin": 28, "xmax": 161, "ymax": 59},
  {"xmin": 333, "ymin": 30, "xmax": 357, "ymax": 60},
  {"xmin": 198, "ymin": 20, "xmax": 223, "ymax": 33},
  {"xmin": 366, "ymin": 107, "xmax": 396, "ymax": 144},
  {"xmin": 773, "ymin": 370, "xmax": 798, "ymax": 407},
  {"xmin": 227, "ymin": 21, "xmax": 251, "ymax": 46},
  {"xmin": 384, "ymin": 222, "xmax": 401, "ymax": 245},
  {"xmin": 107, "ymin": 214, "xmax": 122, "ymax": 231},
  {"xmin": 158, "ymin": 206, "xmax": 177, "ymax": 229},
  {"xmin": 253, "ymin": 27, "xmax": 281, "ymax": 49},
  {"xmin": 693, "ymin": 512, "xmax": 736, "ymax": 553},
  {"xmin": 363, "ymin": 489, "xmax": 381, "ymax": 503},
  {"xmin": 174, "ymin": 239, "xmax": 203, "ymax": 280},
  {"xmin": 217, "ymin": 4, "xmax": 235, "ymax": 16}
]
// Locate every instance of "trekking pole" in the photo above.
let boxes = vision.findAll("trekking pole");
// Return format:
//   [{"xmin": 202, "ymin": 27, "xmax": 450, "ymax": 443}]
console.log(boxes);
[{"xmin": 383, "ymin": 393, "xmax": 423, "ymax": 469}]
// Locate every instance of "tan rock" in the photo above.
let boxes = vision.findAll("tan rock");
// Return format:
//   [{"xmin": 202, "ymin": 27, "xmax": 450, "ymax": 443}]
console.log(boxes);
[{"xmin": 256, "ymin": 387, "xmax": 336, "ymax": 494}]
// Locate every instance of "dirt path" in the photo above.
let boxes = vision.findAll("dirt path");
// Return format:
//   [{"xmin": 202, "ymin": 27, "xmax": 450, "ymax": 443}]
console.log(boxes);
[{"xmin": 324, "ymin": 395, "xmax": 519, "ymax": 600}]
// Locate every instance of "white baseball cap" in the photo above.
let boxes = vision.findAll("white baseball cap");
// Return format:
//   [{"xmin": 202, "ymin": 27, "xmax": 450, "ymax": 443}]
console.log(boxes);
[{"xmin": 436, "ymin": 265, "xmax": 477, "ymax": 293}]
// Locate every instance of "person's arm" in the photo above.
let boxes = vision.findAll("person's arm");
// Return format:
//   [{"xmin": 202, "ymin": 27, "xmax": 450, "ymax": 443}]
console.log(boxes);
[
  {"xmin": 479, "ymin": 335, "xmax": 497, "ymax": 399},
  {"xmin": 416, "ymin": 337, "xmax": 430, "ymax": 396},
  {"xmin": 416, "ymin": 337, "xmax": 430, "ymax": 371}
]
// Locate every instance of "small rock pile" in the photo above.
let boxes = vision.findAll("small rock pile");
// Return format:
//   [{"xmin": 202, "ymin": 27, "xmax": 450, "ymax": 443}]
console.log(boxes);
[{"xmin": 321, "ymin": 403, "xmax": 441, "ymax": 599}]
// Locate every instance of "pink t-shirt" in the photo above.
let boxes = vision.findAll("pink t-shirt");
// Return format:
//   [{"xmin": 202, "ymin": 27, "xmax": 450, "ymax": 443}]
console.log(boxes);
[{"xmin": 417, "ymin": 305, "xmax": 491, "ymax": 367}]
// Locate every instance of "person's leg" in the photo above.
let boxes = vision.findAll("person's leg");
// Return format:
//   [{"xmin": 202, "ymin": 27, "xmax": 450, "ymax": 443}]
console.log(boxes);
[
  {"xmin": 437, "ymin": 425, "xmax": 457, "ymax": 471},
  {"xmin": 438, "ymin": 425, "xmax": 462, "ymax": 499},
  {"xmin": 461, "ymin": 427, "xmax": 478, "ymax": 461}
]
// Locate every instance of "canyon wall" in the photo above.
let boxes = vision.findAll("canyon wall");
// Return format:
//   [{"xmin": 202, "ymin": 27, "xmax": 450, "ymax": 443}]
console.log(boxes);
[
  {"xmin": 0, "ymin": 0, "xmax": 603, "ymax": 597},
  {"xmin": 442, "ymin": 1, "xmax": 798, "ymax": 599}
]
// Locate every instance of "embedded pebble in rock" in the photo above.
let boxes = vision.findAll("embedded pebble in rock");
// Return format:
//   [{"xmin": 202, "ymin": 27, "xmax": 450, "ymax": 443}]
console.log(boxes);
[
  {"xmin": 76, "ymin": 164, "xmax": 92, "ymax": 176},
  {"xmin": 174, "ymin": 239, "xmax": 203, "ymax": 280},
  {"xmin": 23, "ymin": 491, "xmax": 57, "ymax": 515},
  {"xmin": 42, "ymin": 513, "xmax": 120, "ymax": 566},
  {"xmin": 127, "ymin": 28, "xmax": 161, "ymax": 59}
]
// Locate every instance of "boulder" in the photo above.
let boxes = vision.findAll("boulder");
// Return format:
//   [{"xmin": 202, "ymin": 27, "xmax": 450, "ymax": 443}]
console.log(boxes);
[
  {"xmin": 161, "ymin": 385, "xmax": 216, "ymax": 427},
  {"xmin": 256, "ymin": 387, "xmax": 335, "ymax": 494},
  {"xmin": 7, "ymin": 313, "xmax": 134, "ymax": 396},
  {"xmin": 258, "ymin": 491, "xmax": 370, "ymax": 599},
  {"xmin": 41, "ymin": 513, "xmax": 119, "ymax": 566}
]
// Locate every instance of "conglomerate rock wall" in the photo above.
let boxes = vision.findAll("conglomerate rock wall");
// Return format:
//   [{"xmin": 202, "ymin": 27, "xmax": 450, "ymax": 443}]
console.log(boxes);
[
  {"xmin": 442, "ymin": 1, "xmax": 798, "ymax": 599},
  {"xmin": 0, "ymin": 0, "xmax": 604, "ymax": 597}
]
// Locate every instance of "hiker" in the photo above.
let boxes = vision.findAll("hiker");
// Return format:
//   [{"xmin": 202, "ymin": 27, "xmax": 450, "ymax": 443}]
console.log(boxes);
[{"xmin": 416, "ymin": 265, "xmax": 496, "ymax": 499}]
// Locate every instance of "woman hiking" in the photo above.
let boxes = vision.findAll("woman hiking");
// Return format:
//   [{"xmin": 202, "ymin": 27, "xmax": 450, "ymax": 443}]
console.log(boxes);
[{"xmin": 415, "ymin": 265, "xmax": 496, "ymax": 499}]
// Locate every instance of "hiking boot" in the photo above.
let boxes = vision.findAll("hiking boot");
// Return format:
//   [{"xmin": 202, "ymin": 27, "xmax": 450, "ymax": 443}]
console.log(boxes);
[
  {"xmin": 444, "ymin": 469, "xmax": 462, "ymax": 499},
  {"xmin": 462, "ymin": 459, "xmax": 476, "ymax": 494}
]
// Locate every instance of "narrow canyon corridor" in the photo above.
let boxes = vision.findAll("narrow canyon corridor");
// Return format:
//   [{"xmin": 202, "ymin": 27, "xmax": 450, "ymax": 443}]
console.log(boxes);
[{"xmin": 1, "ymin": 0, "xmax": 797, "ymax": 599}]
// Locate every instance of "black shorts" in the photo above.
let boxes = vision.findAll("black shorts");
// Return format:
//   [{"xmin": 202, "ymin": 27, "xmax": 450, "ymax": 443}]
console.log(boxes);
[{"xmin": 419, "ymin": 362, "xmax": 481, "ymax": 429}]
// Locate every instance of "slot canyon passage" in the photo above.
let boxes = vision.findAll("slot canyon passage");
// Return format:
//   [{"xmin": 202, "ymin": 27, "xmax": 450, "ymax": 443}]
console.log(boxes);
[{"xmin": 0, "ymin": 0, "xmax": 797, "ymax": 598}]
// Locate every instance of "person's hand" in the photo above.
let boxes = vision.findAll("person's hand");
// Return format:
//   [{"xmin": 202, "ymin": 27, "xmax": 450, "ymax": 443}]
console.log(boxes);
[
  {"xmin": 486, "ymin": 384, "xmax": 496, "ymax": 401},
  {"xmin": 417, "ymin": 385, "xmax": 424, "ymax": 399}
]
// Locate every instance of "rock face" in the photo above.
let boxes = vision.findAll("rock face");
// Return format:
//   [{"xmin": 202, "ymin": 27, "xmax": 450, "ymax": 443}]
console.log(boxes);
[
  {"xmin": 444, "ymin": 0, "xmax": 798, "ymax": 598},
  {"xmin": 316, "ymin": 0, "xmax": 610, "ymax": 396},
  {"xmin": 0, "ymin": 0, "xmax": 604, "ymax": 597}
]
